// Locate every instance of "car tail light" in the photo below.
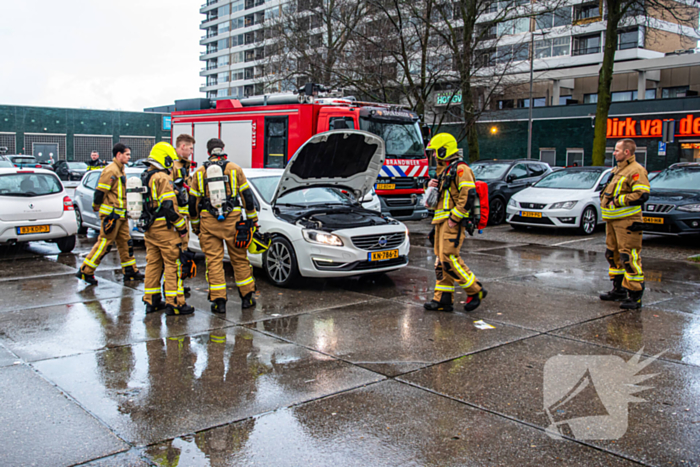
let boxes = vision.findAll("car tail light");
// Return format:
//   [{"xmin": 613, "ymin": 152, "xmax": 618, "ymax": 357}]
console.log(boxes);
[
  {"xmin": 63, "ymin": 196, "xmax": 74, "ymax": 211},
  {"xmin": 14, "ymin": 164, "xmax": 18, "ymax": 168},
  {"xmin": 35, "ymin": 164, "xmax": 42, "ymax": 168},
  {"xmin": 17, "ymin": 170, "xmax": 34, "ymax": 173}
]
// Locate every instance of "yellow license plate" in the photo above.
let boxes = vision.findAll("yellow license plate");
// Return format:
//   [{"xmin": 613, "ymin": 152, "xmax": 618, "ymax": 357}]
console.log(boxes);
[
  {"xmin": 644, "ymin": 216, "xmax": 663, "ymax": 224},
  {"xmin": 17, "ymin": 225, "xmax": 50, "ymax": 235},
  {"xmin": 369, "ymin": 249, "xmax": 399, "ymax": 261},
  {"xmin": 376, "ymin": 184, "xmax": 395, "ymax": 190},
  {"xmin": 520, "ymin": 211, "xmax": 542, "ymax": 218}
]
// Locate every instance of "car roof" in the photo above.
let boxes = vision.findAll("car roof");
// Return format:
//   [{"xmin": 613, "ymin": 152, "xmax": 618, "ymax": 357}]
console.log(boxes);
[
  {"xmin": 243, "ymin": 168, "xmax": 284, "ymax": 178},
  {"xmin": 560, "ymin": 166, "xmax": 608, "ymax": 172},
  {"xmin": 669, "ymin": 162, "xmax": 700, "ymax": 168},
  {"xmin": 7, "ymin": 154, "xmax": 35, "ymax": 158},
  {"xmin": 473, "ymin": 158, "xmax": 541, "ymax": 164},
  {"xmin": 0, "ymin": 167, "xmax": 59, "ymax": 175}
]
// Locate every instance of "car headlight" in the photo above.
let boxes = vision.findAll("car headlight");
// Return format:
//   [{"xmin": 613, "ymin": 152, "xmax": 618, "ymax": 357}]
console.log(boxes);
[
  {"xmin": 508, "ymin": 198, "xmax": 518, "ymax": 207},
  {"xmin": 302, "ymin": 229, "xmax": 344, "ymax": 246},
  {"xmin": 549, "ymin": 201, "xmax": 578, "ymax": 210},
  {"xmin": 677, "ymin": 204, "xmax": 700, "ymax": 212}
]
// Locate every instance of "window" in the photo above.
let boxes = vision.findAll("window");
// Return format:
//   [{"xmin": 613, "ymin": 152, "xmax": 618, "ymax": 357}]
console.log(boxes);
[
  {"xmin": 232, "ymin": 0, "xmax": 244, "ymax": 12},
  {"xmin": 329, "ymin": 117, "xmax": 355, "ymax": 130},
  {"xmin": 231, "ymin": 34, "xmax": 245, "ymax": 47},
  {"xmin": 219, "ymin": 4, "xmax": 230, "ymax": 15},
  {"xmin": 528, "ymin": 163, "xmax": 548, "ymax": 176},
  {"xmin": 587, "ymin": 89, "xmax": 655, "ymax": 103},
  {"xmin": 218, "ymin": 22, "xmax": 229, "ymax": 34},
  {"xmin": 219, "ymin": 54, "xmax": 229, "ymax": 66},
  {"xmin": 662, "ymin": 86, "xmax": 690, "ymax": 98},
  {"xmin": 498, "ymin": 18, "xmax": 529, "ymax": 36},
  {"xmin": 218, "ymin": 38, "xmax": 228, "ymax": 50},
  {"xmin": 83, "ymin": 172, "xmax": 100, "ymax": 190},
  {"xmin": 618, "ymin": 28, "xmax": 639, "ymax": 50},
  {"xmin": 518, "ymin": 97, "xmax": 546, "ymax": 108},
  {"xmin": 535, "ymin": 37, "xmax": 570, "ymax": 58},
  {"xmin": 496, "ymin": 44, "xmax": 528, "ymax": 63},
  {"xmin": 566, "ymin": 149, "xmax": 584, "ymax": 166},
  {"xmin": 508, "ymin": 163, "xmax": 529, "ymax": 181},
  {"xmin": 217, "ymin": 89, "xmax": 229, "ymax": 97},
  {"xmin": 573, "ymin": 33, "xmax": 601, "ymax": 55},
  {"xmin": 217, "ymin": 72, "xmax": 229, "ymax": 83},
  {"xmin": 535, "ymin": 8, "xmax": 572, "ymax": 30},
  {"xmin": 574, "ymin": 2, "xmax": 601, "ymax": 21},
  {"xmin": 559, "ymin": 95, "xmax": 573, "ymax": 105},
  {"xmin": 498, "ymin": 99, "xmax": 514, "ymax": 109},
  {"xmin": 539, "ymin": 148, "xmax": 556, "ymax": 166}
]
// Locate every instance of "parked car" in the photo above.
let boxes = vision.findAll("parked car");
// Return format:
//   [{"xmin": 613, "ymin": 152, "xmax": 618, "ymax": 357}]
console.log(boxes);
[
  {"xmin": 471, "ymin": 159, "xmax": 553, "ymax": 225},
  {"xmin": 642, "ymin": 162, "xmax": 700, "ymax": 236},
  {"xmin": 7, "ymin": 155, "xmax": 42, "ymax": 169},
  {"xmin": 0, "ymin": 168, "xmax": 78, "ymax": 252},
  {"xmin": 647, "ymin": 170, "xmax": 661, "ymax": 181},
  {"xmin": 188, "ymin": 130, "xmax": 410, "ymax": 287},
  {"xmin": 0, "ymin": 155, "xmax": 12, "ymax": 168},
  {"xmin": 506, "ymin": 167, "xmax": 612, "ymax": 235},
  {"xmin": 53, "ymin": 161, "xmax": 88, "ymax": 182}
]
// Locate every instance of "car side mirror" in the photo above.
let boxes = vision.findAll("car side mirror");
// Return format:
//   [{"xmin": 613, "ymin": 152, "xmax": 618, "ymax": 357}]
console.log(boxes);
[{"xmin": 506, "ymin": 174, "xmax": 515, "ymax": 183}]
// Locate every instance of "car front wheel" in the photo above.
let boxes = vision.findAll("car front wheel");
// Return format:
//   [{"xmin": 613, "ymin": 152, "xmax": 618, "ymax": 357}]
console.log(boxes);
[
  {"xmin": 56, "ymin": 235, "xmax": 76, "ymax": 253},
  {"xmin": 577, "ymin": 206, "xmax": 597, "ymax": 235},
  {"xmin": 263, "ymin": 236, "xmax": 300, "ymax": 287},
  {"xmin": 74, "ymin": 208, "xmax": 88, "ymax": 235},
  {"xmin": 490, "ymin": 197, "xmax": 506, "ymax": 225}
]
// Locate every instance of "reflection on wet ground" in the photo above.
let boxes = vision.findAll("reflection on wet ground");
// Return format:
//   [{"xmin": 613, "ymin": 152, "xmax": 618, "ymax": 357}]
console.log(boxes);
[{"xmin": 0, "ymin": 231, "xmax": 699, "ymax": 466}]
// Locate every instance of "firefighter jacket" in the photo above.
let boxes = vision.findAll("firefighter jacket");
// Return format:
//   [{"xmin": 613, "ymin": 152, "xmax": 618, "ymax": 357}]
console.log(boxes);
[
  {"xmin": 86, "ymin": 159, "xmax": 104, "ymax": 171},
  {"xmin": 172, "ymin": 158, "xmax": 192, "ymax": 217},
  {"xmin": 188, "ymin": 160, "xmax": 258, "ymax": 228},
  {"xmin": 94, "ymin": 159, "xmax": 127, "ymax": 219},
  {"xmin": 144, "ymin": 168, "xmax": 187, "ymax": 231},
  {"xmin": 432, "ymin": 159, "xmax": 477, "ymax": 225},
  {"xmin": 600, "ymin": 155, "xmax": 650, "ymax": 221}
]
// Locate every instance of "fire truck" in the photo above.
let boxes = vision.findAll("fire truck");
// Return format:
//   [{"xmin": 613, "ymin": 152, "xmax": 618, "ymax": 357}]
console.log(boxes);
[{"xmin": 171, "ymin": 87, "xmax": 429, "ymax": 220}]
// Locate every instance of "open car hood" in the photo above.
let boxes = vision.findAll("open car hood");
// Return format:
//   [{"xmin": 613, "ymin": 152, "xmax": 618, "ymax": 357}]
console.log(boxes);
[{"xmin": 271, "ymin": 130, "xmax": 385, "ymax": 205}]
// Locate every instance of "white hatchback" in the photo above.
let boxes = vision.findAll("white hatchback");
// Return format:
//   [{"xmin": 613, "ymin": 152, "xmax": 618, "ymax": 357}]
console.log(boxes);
[
  {"xmin": 0, "ymin": 168, "xmax": 78, "ymax": 252},
  {"xmin": 506, "ymin": 167, "xmax": 612, "ymax": 235}
]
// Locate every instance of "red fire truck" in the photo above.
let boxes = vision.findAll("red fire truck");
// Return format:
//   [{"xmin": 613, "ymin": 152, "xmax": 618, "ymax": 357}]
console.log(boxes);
[{"xmin": 171, "ymin": 90, "xmax": 429, "ymax": 220}]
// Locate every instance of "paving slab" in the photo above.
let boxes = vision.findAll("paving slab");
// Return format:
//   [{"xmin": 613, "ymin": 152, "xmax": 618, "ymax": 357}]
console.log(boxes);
[
  {"xmin": 479, "ymin": 244, "xmax": 606, "ymax": 267},
  {"xmin": 0, "ymin": 275, "xmax": 137, "ymax": 313},
  {"xmin": 145, "ymin": 380, "xmax": 638, "ymax": 467},
  {"xmin": 642, "ymin": 257, "xmax": 700, "ymax": 285},
  {"xmin": 409, "ymin": 232, "xmax": 521, "ymax": 251},
  {"xmin": 649, "ymin": 293, "xmax": 700, "ymax": 315},
  {"xmin": 247, "ymin": 300, "xmax": 537, "ymax": 376},
  {"xmin": 55, "ymin": 246, "xmax": 148, "ymax": 270},
  {"xmin": 33, "ymin": 327, "xmax": 384, "ymax": 446},
  {"xmin": 0, "ymin": 257, "xmax": 77, "ymax": 281},
  {"xmin": 0, "ymin": 295, "xmax": 231, "ymax": 362},
  {"xmin": 0, "ymin": 343, "xmax": 18, "ymax": 367},
  {"xmin": 80, "ymin": 449, "xmax": 152, "ymax": 467},
  {"xmin": 0, "ymin": 365, "xmax": 128, "ymax": 467},
  {"xmin": 401, "ymin": 334, "xmax": 700, "ymax": 466},
  {"xmin": 553, "ymin": 308, "xmax": 700, "ymax": 367}
]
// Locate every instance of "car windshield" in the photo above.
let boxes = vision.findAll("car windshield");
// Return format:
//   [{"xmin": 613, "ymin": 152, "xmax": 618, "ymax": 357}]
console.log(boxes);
[
  {"xmin": 471, "ymin": 163, "xmax": 511, "ymax": 180},
  {"xmin": 359, "ymin": 119, "xmax": 424, "ymax": 159},
  {"xmin": 67, "ymin": 162, "xmax": 87, "ymax": 170},
  {"xmin": 0, "ymin": 173, "xmax": 62, "ymax": 197},
  {"xmin": 249, "ymin": 175, "xmax": 353, "ymax": 206},
  {"xmin": 651, "ymin": 167, "xmax": 700, "ymax": 191},
  {"xmin": 534, "ymin": 169, "xmax": 604, "ymax": 189},
  {"xmin": 11, "ymin": 157, "xmax": 36, "ymax": 164},
  {"xmin": 0, "ymin": 161, "xmax": 12, "ymax": 168}
]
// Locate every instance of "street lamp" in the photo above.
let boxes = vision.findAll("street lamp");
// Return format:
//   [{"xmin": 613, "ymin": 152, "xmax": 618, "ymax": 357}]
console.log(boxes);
[{"xmin": 527, "ymin": 29, "xmax": 547, "ymax": 160}]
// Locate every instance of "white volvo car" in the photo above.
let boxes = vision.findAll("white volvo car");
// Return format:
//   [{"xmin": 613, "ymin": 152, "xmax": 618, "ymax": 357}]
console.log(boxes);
[
  {"xmin": 506, "ymin": 167, "xmax": 612, "ymax": 235},
  {"xmin": 0, "ymin": 168, "xmax": 78, "ymax": 252},
  {"xmin": 189, "ymin": 130, "xmax": 410, "ymax": 287}
]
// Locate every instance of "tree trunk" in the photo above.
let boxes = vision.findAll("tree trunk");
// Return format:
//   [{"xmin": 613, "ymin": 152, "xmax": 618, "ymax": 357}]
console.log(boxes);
[
  {"xmin": 591, "ymin": 0, "xmax": 621, "ymax": 166},
  {"xmin": 467, "ymin": 124, "xmax": 479, "ymax": 162}
]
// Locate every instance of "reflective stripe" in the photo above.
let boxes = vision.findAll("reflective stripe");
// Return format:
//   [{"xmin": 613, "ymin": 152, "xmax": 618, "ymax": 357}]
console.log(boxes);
[
  {"xmin": 99, "ymin": 205, "xmax": 125, "ymax": 216},
  {"xmin": 97, "ymin": 183, "xmax": 111, "ymax": 191},
  {"xmin": 189, "ymin": 188, "xmax": 203, "ymax": 197},
  {"xmin": 173, "ymin": 218, "xmax": 186, "ymax": 229},
  {"xmin": 121, "ymin": 259, "xmax": 136, "ymax": 267},
  {"xmin": 432, "ymin": 211, "xmax": 450, "ymax": 220},
  {"xmin": 84, "ymin": 238, "xmax": 108, "ymax": 268},
  {"xmin": 210, "ymin": 335, "xmax": 226, "ymax": 344},
  {"xmin": 178, "ymin": 207, "xmax": 189, "ymax": 214},
  {"xmin": 247, "ymin": 211, "xmax": 258, "ymax": 219},
  {"xmin": 625, "ymin": 272, "xmax": 644, "ymax": 281},
  {"xmin": 145, "ymin": 287, "xmax": 161, "ymax": 294},
  {"xmin": 450, "ymin": 208, "xmax": 468, "ymax": 219},
  {"xmin": 117, "ymin": 176, "xmax": 123, "ymax": 209},
  {"xmin": 239, "ymin": 181, "xmax": 249, "ymax": 191},
  {"xmin": 159, "ymin": 192, "xmax": 176, "ymax": 202},
  {"xmin": 198, "ymin": 171, "xmax": 204, "ymax": 197},
  {"xmin": 618, "ymin": 195, "xmax": 626, "ymax": 206},
  {"xmin": 236, "ymin": 276, "xmax": 254, "ymax": 287},
  {"xmin": 435, "ymin": 284, "xmax": 455, "ymax": 292},
  {"xmin": 608, "ymin": 268, "xmax": 625, "ymax": 275},
  {"xmin": 191, "ymin": 218, "xmax": 200, "ymax": 225},
  {"xmin": 631, "ymin": 249, "xmax": 642, "ymax": 275},
  {"xmin": 176, "ymin": 258, "xmax": 184, "ymax": 294},
  {"xmin": 458, "ymin": 181, "xmax": 475, "ymax": 189},
  {"xmin": 83, "ymin": 257, "xmax": 98, "ymax": 268},
  {"xmin": 152, "ymin": 180, "xmax": 160, "ymax": 209},
  {"xmin": 632, "ymin": 184, "xmax": 650, "ymax": 192},
  {"xmin": 230, "ymin": 169, "xmax": 238, "ymax": 197},
  {"xmin": 613, "ymin": 176, "xmax": 626, "ymax": 197},
  {"xmin": 443, "ymin": 190, "xmax": 450, "ymax": 211},
  {"xmin": 601, "ymin": 206, "xmax": 641, "ymax": 220},
  {"xmin": 209, "ymin": 284, "xmax": 227, "ymax": 291},
  {"xmin": 164, "ymin": 291, "xmax": 178, "ymax": 297},
  {"xmin": 449, "ymin": 255, "xmax": 476, "ymax": 288}
]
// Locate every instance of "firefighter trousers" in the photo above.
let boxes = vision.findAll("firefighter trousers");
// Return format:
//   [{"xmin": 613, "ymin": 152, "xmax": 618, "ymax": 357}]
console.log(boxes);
[
  {"xmin": 143, "ymin": 223, "xmax": 185, "ymax": 306},
  {"xmin": 605, "ymin": 217, "xmax": 644, "ymax": 292},
  {"xmin": 200, "ymin": 213, "xmax": 255, "ymax": 301},
  {"xmin": 433, "ymin": 221, "xmax": 482, "ymax": 302},
  {"xmin": 81, "ymin": 217, "xmax": 138, "ymax": 275}
]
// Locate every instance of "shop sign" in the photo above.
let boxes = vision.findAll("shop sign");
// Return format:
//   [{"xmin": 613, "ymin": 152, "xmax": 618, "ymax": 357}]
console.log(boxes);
[
  {"xmin": 435, "ymin": 90, "xmax": 462, "ymax": 106},
  {"xmin": 606, "ymin": 114, "xmax": 700, "ymax": 139},
  {"xmin": 658, "ymin": 141, "xmax": 666, "ymax": 156}
]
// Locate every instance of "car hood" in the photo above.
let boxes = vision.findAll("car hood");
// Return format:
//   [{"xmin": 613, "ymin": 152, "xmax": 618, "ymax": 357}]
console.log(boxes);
[
  {"xmin": 271, "ymin": 130, "xmax": 385, "ymax": 205},
  {"xmin": 648, "ymin": 189, "xmax": 700, "ymax": 203},
  {"xmin": 512, "ymin": 187, "xmax": 592, "ymax": 203}
]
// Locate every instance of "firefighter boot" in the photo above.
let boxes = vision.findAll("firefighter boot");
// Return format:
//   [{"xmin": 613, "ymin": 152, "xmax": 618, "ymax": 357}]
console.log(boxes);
[
  {"xmin": 165, "ymin": 303, "xmax": 195, "ymax": 316},
  {"xmin": 620, "ymin": 285, "xmax": 644, "ymax": 310},
  {"xmin": 464, "ymin": 287, "xmax": 488, "ymax": 312},
  {"xmin": 424, "ymin": 293, "xmax": 453, "ymax": 312},
  {"xmin": 144, "ymin": 295, "xmax": 166, "ymax": 314},
  {"xmin": 76, "ymin": 271, "xmax": 98, "ymax": 286},
  {"xmin": 211, "ymin": 298, "xmax": 227, "ymax": 314},
  {"xmin": 184, "ymin": 286, "xmax": 191, "ymax": 295},
  {"xmin": 600, "ymin": 276, "xmax": 627, "ymax": 301},
  {"xmin": 123, "ymin": 265, "xmax": 145, "ymax": 282},
  {"xmin": 241, "ymin": 292, "xmax": 256, "ymax": 309}
]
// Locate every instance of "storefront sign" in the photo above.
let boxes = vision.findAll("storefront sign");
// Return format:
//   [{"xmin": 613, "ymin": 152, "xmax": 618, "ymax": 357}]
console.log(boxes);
[
  {"xmin": 606, "ymin": 114, "xmax": 700, "ymax": 139},
  {"xmin": 435, "ymin": 90, "xmax": 462, "ymax": 106},
  {"xmin": 658, "ymin": 141, "xmax": 666, "ymax": 156},
  {"xmin": 162, "ymin": 115, "xmax": 172, "ymax": 131}
]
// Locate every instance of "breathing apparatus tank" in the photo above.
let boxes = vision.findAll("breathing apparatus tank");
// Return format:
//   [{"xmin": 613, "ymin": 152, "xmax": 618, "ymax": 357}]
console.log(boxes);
[
  {"xmin": 206, "ymin": 164, "xmax": 227, "ymax": 221},
  {"xmin": 126, "ymin": 176, "xmax": 147, "ymax": 229}
]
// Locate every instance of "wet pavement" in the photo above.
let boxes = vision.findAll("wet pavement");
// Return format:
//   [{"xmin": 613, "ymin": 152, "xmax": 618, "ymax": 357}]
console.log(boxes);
[{"xmin": 0, "ymin": 227, "xmax": 698, "ymax": 466}]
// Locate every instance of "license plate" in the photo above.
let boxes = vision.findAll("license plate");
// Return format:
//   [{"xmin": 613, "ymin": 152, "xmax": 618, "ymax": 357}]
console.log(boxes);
[
  {"xmin": 376, "ymin": 184, "xmax": 395, "ymax": 190},
  {"xmin": 644, "ymin": 216, "xmax": 663, "ymax": 224},
  {"xmin": 17, "ymin": 225, "xmax": 50, "ymax": 235},
  {"xmin": 520, "ymin": 211, "xmax": 542, "ymax": 218},
  {"xmin": 369, "ymin": 249, "xmax": 399, "ymax": 261}
]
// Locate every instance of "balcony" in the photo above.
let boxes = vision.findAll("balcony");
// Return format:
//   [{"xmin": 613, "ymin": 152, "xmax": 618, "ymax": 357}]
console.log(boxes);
[{"xmin": 572, "ymin": 46, "xmax": 601, "ymax": 56}]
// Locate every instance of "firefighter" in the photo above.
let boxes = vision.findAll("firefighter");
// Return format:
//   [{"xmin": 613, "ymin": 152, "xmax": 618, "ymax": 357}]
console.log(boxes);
[
  {"xmin": 423, "ymin": 133, "xmax": 487, "ymax": 313},
  {"xmin": 141, "ymin": 142, "xmax": 194, "ymax": 316},
  {"xmin": 188, "ymin": 138, "xmax": 258, "ymax": 314},
  {"xmin": 86, "ymin": 150, "xmax": 104, "ymax": 171},
  {"xmin": 172, "ymin": 134, "xmax": 196, "ymax": 294},
  {"xmin": 77, "ymin": 143, "xmax": 143, "ymax": 285},
  {"xmin": 599, "ymin": 138, "xmax": 650, "ymax": 309}
]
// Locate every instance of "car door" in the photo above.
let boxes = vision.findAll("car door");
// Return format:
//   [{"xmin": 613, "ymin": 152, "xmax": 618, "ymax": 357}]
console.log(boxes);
[
  {"xmin": 79, "ymin": 172, "xmax": 101, "ymax": 228},
  {"xmin": 593, "ymin": 170, "xmax": 613, "ymax": 223},
  {"xmin": 527, "ymin": 162, "xmax": 549, "ymax": 183},
  {"xmin": 503, "ymin": 163, "xmax": 530, "ymax": 201}
]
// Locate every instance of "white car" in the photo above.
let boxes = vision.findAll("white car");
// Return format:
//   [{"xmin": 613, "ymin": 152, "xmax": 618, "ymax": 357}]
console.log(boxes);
[
  {"xmin": 0, "ymin": 168, "xmax": 78, "ymax": 252},
  {"xmin": 189, "ymin": 130, "xmax": 410, "ymax": 287},
  {"xmin": 506, "ymin": 167, "xmax": 612, "ymax": 235}
]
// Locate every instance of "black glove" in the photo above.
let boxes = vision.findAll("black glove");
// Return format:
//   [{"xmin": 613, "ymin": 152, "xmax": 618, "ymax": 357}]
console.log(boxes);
[
  {"xmin": 102, "ymin": 212, "xmax": 120, "ymax": 235},
  {"xmin": 235, "ymin": 219, "xmax": 254, "ymax": 249}
]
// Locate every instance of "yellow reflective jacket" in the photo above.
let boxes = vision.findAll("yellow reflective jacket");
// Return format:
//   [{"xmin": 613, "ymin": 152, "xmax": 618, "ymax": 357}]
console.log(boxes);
[{"xmin": 600, "ymin": 155, "xmax": 650, "ymax": 221}]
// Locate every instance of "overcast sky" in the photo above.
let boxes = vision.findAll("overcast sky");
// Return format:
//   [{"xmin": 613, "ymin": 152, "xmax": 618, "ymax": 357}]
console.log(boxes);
[{"xmin": 0, "ymin": 1, "xmax": 202, "ymax": 112}]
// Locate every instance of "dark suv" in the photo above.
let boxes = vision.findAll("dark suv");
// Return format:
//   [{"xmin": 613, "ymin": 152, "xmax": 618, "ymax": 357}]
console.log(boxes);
[
  {"xmin": 643, "ymin": 162, "xmax": 700, "ymax": 236},
  {"xmin": 471, "ymin": 159, "xmax": 553, "ymax": 225}
]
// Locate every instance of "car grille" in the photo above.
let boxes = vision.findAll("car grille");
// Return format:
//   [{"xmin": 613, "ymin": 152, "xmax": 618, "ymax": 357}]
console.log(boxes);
[
  {"xmin": 643, "ymin": 204, "xmax": 674, "ymax": 213},
  {"xmin": 351, "ymin": 232, "xmax": 406, "ymax": 251},
  {"xmin": 385, "ymin": 197, "xmax": 415, "ymax": 207},
  {"xmin": 519, "ymin": 202, "xmax": 547, "ymax": 209},
  {"xmin": 510, "ymin": 215, "xmax": 555, "ymax": 225}
]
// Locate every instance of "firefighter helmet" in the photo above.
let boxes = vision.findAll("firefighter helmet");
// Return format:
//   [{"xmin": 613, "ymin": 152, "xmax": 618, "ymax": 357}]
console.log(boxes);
[
  {"xmin": 146, "ymin": 142, "xmax": 176, "ymax": 170},
  {"xmin": 427, "ymin": 133, "xmax": 459, "ymax": 160},
  {"xmin": 248, "ymin": 230, "xmax": 271, "ymax": 255}
]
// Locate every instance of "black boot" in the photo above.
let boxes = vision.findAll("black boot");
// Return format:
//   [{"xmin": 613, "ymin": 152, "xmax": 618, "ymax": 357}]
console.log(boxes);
[
  {"xmin": 600, "ymin": 276, "xmax": 627, "ymax": 301},
  {"xmin": 464, "ymin": 287, "xmax": 488, "ymax": 312},
  {"xmin": 620, "ymin": 285, "xmax": 644, "ymax": 310},
  {"xmin": 144, "ymin": 295, "xmax": 166, "ymax": 314},
  {"xmin": 241, "ymin": 292, "xmax": 256, "ymax": 309},
  {"xmin": 211, "ymin": 298, "xmax": 227, "ymax": 314},
  {"xmin": 184, "ymin": 286, "xmax": 191, "ymax": 295},
  {"xmin": 123, "ymin": 266, "xmax": 145, "ymax": 282},
  {"xmin": 166, "ymin": 303, "xmax": 195, "ymax": 316},
  {"xmin": 424, "ymin": 292, "xmax": 453, "ymax": 312},
  {"xmin": 76, "ymin": 271, "xmax": 98, "ymax": 286}
]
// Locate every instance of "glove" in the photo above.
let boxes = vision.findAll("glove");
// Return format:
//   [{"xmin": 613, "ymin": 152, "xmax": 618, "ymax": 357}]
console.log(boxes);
[
  {"xmin": 177, "ymin": 228, "xmax": 188, "ymax": 238},
  {"xmin": 102, "ymin": 212, "xmax": 120, "ymax": 235},
  {"xmin": 235, "ymin": 220, "xmax": 253, "ymax": 249},
  {"xmin": 92, "ymin": 204, "xmax": 99, "ymax": 213}
]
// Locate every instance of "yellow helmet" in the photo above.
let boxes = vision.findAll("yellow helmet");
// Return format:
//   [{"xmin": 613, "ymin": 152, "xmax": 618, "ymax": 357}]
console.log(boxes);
[
  {"xmin": 427, "ymin": 133, "xmax": 459, "ymax": 160},
  {"xmin": 146, "ymin": 142, "xmax": 177, "ymax": 170},
  {"xmin": 248, "ymin": 230, "xmax": 271, "ymax": 255}
]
